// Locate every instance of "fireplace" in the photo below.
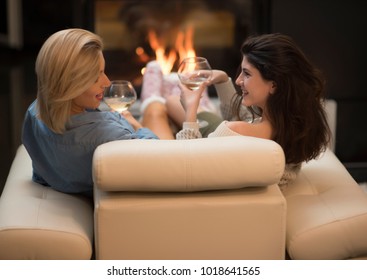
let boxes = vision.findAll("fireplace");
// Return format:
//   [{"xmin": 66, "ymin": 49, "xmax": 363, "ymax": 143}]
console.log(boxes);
[{"xmin": 93, "ymin": 0, "xmax": 270, "ymax": 96}]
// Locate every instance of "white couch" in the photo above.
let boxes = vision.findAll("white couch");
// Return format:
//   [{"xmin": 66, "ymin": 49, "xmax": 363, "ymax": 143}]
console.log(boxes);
[
  {"xmin": 1, "ymin": 136, "xmax": 367, "ymax": 259},
  {"xmin": 93, "ymin": 136, "xmax": 286, "ymax": 260},
  {"xmin": 284, "ymin": 149, "xmax": 367, "ymax": 259},
  {"xmin": 0, "ymin": 144, "xmax": 93, "ymax": 259}
]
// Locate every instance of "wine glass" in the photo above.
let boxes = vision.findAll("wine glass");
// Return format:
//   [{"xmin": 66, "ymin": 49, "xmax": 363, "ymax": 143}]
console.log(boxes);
[
  {"xmin": 177, "ymin": 57, "xmax": 213, "ymax": 127},
  {"xmin": 177, "ymin": 57, "xmax": 213, "ymax": 90},
  {"xmin": 103, "ymin": 80, "xmax": 137, "ymax": 113}
]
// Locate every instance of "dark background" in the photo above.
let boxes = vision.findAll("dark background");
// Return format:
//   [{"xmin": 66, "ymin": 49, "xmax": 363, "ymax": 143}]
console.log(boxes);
[
  {"xmin": 270, "ymin": 0, "xmax": 367, "ymax": 182},
  {"xmin": 1, "ymin": 0, "xmax": 366, "ymax": 195}
]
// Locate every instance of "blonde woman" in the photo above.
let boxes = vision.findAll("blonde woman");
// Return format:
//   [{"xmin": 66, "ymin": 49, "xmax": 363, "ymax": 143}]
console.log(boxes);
[{"xmin": 22, "ymin": 28, "xmax": 174, "ymax": 196}]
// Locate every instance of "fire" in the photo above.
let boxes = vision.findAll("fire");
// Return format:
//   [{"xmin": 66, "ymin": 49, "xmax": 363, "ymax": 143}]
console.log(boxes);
[
  {"xmin": 137, "ymin": 26, "xmax": 196, "ymax": 75},
  {"xmin": 147, "ymin": 30, "xmax": 177, "ymax": 75},
  {"xmin": 175, "ymin": 25, "xmax": 196, "ymax": 62}
]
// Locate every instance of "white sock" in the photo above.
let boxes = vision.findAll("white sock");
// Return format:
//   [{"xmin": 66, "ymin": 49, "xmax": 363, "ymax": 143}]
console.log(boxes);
[{"xmin": 140, "ymin": 96, "xmax": 166, "ymax": 114}]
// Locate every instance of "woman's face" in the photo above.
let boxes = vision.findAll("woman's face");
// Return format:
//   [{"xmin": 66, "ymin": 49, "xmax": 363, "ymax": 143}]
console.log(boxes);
[
  {"xmin": 71, "ymin": 52, "xmax": 110, "ymax": 115},
  {"xmin": 235, "ymin": 56, "xmax": 275, "ymax": 110}
]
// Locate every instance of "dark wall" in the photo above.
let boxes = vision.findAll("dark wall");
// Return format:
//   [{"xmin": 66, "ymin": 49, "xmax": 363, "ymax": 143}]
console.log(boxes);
[
  {"xmin": 22, "ymin": 0, "xmax": 94, "ymax": 48},
  {"xmin": 271, "ymin": 0, "xmax": 367, "ymax": 100},
  {"xmin": 0, "ymin": 0, "xmax": 7, "ymax": 34},
  {"xmin": 270, "ymin": 0, "xmax": 367, "ymax": 181}
]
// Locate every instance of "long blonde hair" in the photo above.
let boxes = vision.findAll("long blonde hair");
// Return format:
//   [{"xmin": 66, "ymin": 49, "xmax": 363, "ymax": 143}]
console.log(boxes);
[{"xmin": 35, "ymin": 28, "xmax": 103, "ymax": 133}]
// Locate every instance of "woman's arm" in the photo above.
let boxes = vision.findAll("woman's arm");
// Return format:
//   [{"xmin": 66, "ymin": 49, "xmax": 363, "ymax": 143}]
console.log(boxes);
[
  {"xmin": 173, "ymin": 82, "xmax": 209, "ymax": 139},
  {"xmin": 120, "ymin": 110, "xmax": 143, "ymax": 130},
  {"xmin": 179, "ymin": 82, "xmax": 209, "ymax": 123},
  {"xmin": 208, "ymin": 70, "xmax": 237, "ymax": 120},
  {"xmin": 174, "ymin": 70, "xmax": 237, "ymax": 139}
]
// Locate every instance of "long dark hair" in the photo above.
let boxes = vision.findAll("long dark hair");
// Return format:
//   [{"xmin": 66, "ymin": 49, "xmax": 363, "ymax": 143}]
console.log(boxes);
[{"xmin": 233, "ymin": 33, "xmax": 331, "ymax": 164}]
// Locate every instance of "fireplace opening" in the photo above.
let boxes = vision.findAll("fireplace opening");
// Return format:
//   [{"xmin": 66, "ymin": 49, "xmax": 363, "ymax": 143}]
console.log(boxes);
[{"xmin": 94, "ymin": 0, "xmax": 270, "ymax": 96}]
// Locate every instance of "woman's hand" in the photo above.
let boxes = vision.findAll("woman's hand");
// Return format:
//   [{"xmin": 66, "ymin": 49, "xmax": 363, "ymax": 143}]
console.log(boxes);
[
  {"xmin": 179, "ymin": 81, "xmax": 209, "ymax": 122},
  {"xmin": 120, "ymin": 110, "xmax": 143, "ymax": 131},
  {"xmin": 178, "ymin": 69, "xmax": 229, "ymax": 122},
  {"xmin": 208, "ymin": 70, "xmax": 229, "ymax": 85}
]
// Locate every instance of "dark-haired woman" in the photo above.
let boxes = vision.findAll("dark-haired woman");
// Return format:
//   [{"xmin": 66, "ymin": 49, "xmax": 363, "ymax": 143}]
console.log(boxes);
[{"xmin": 167, "ymin": 33, "xmax": 331, "ymax": 187}]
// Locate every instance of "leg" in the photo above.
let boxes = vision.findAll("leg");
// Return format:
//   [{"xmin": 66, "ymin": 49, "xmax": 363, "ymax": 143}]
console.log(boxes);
[
  {"xmin": 166, "ymin": 95, "xmax": 186, "ymax": 128},
  {"xmin": 141, "ymin": 101, "xmax": 175, "ymax": 140},
  {"xmin": 166, "ymin": 95, "xmax": 221, "ymax": 131}
]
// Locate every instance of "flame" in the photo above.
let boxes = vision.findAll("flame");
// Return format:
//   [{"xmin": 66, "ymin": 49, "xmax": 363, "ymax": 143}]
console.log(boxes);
[
  {"xmin": 147, "ymin": 30, "xmax": 177, "ymax": 75},
  {"xmin": 137, "ymin": 26, "xmax": 196, "ymax": 75},
  {"xmin": 176, "ymin": 25, "xmax": 196, "ymax": 62}
]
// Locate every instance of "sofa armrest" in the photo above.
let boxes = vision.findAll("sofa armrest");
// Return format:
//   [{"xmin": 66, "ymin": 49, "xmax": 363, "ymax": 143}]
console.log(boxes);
[
  {"xmin": 284, "ymin": 149, "xmax": 367, "ymax": 259},
  {"xmin": 0, "ymin": 145, "xmax": 94, "ymax": 260},
  {"xmin": 92, "ymin": 136, "xmax": 285, "ymax": 192}
]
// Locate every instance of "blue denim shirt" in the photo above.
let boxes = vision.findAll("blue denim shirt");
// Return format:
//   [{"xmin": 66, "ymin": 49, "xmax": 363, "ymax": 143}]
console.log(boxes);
[{"xmin": 22, "ymin": 100, "xmax": 158, "ymax": 196}]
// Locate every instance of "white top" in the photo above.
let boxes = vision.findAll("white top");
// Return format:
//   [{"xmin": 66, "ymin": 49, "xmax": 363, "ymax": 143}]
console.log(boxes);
[{"xmin": 176, "ymin": 79, "xmax": 301, "ymax": 187}]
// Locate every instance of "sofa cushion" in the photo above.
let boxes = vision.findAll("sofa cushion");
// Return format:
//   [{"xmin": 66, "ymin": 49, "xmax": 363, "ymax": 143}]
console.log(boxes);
[{"xmin": 92, "ymin": 136, "xmax": 285, "ymax": 192}]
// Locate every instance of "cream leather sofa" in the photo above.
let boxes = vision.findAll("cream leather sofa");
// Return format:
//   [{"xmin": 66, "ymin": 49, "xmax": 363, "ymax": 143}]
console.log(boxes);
[
  {"xmin": 0, "ymin": 144, "xmax": 94, "ymax": 259},
  {"xmin": 93, "ymin": 136, "xmax": 286, "ymax": 260},
  {"xmin": 284, "ymin": 149, "xmax": 367, "ymax": 259},
  {"xmin": 1, "ymin": 136, "xmax": 367, "ymax": 260}
]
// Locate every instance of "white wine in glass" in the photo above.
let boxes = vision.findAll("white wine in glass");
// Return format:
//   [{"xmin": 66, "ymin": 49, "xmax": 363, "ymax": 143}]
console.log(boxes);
[
  {"xmin": 177, "ymin": 57, "xmax": 213, "ymax": 90},
  {"xmin": 177, "ymin": 57, "xmax": 213, "ymax": 128},
  {"xmin": 103, "ymin": 80, "xmax": 137, "ymax": 113}
]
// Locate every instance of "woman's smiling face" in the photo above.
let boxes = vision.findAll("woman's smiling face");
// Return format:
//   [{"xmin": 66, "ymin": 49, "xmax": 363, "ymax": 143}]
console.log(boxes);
[
  {"xmin": 235, "ymin": 56, "xmax": 275, "ymax": 110},
  {"xmin": 70, "ymin": 52, "xmax": 111, "ymax": 115}
]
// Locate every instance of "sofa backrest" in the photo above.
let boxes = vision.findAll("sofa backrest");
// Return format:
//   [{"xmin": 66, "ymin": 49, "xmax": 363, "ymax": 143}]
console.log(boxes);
[{"xmin": 92, "ymin": 136, "xmax": 285, "ymax": 192}]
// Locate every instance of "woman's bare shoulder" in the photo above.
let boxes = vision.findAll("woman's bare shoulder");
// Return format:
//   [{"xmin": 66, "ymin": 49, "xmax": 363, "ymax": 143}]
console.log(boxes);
[{"xmin": 226, "ymin": 120, "xmax": 272, "ymax": 140}]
